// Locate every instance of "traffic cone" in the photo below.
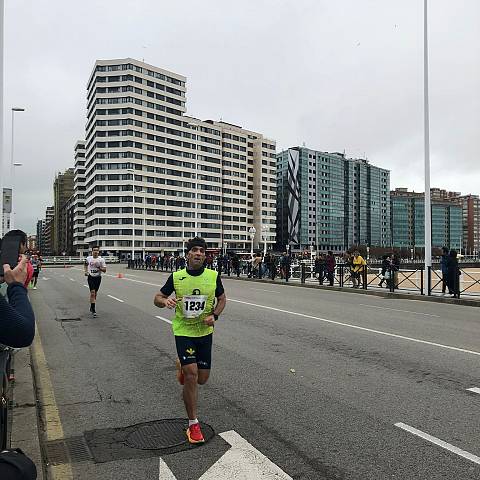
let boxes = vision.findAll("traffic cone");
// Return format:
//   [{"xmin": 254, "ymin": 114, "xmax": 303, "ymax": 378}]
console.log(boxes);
[{"xmin": 116, "ymin": 272, "xmax": 124, "ymax": 279}]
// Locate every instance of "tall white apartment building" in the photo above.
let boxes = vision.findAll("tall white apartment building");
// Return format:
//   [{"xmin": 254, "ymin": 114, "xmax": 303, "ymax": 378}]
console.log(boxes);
[
  {"xmin": 72, "ymin": 141, "xmax": 88, "ymax": 256},
  {"xmin": 82, "ymin": 59, "xmax": 276, "ymax": 257}
]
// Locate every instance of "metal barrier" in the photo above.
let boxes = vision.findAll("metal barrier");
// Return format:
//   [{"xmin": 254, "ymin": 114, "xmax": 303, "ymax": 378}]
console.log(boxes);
[{"xmin": 126, "ymin": 260, "xmax": 480, "ymax": 301}]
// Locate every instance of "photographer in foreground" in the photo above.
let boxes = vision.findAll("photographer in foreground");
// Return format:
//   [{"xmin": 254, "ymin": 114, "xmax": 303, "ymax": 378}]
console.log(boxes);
[{"xmin": 0, "ymin": 254, "xmax": 35, "ymax": 348}]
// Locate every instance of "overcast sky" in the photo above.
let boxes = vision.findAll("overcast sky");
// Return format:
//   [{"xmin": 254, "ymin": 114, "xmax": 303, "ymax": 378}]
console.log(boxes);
[{"xmin": 3, "ymin": 0, "xmax": 479, "ymax": 234}]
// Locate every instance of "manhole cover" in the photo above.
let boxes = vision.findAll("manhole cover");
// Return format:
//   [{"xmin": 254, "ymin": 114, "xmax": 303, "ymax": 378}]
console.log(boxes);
[
  {"xmin": 56, "ymin": 317, "xmax": 82, "ymax": 322},
  {"xmin": 126, "ymin": 419, "xmax": 214, "ymax": 450}
]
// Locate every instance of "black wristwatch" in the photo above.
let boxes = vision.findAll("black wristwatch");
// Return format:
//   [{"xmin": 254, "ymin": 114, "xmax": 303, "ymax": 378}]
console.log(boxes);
[{"xmin": 213, "ymin": 314, "xmax": 219, "ymax": 321}]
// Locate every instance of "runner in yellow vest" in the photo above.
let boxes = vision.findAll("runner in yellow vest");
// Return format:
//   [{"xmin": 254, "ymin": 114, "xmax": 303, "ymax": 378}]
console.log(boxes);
[{"xmin": 154, "ymin": 237, "xmax": 226, "ymax": 444}]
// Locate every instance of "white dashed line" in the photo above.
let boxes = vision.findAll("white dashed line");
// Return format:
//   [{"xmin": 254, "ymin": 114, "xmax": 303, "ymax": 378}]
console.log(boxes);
[
  {"xmin": 83, "ymin": 284, "xmax": 89, "ymax": 288},
  {"xmin": 357, "ymin": 303, "xmax": 440, "ymax": 317},
  {"xmin": 252, "ymin": 288, "xmax": 281, "ymax": 294},
  {"xmin": 395, "ymin": 422, "xmax": 480, "ymax": 465},
  {"xmin": 155, "ymin": 315, "xmax": 172, "ymax": 325},
  {"xmin": 466, "ymin": 387, "xmax": 480, "ymax": 395},
  {"xmin": 107, "ymin": 294, "xmax": 124, "ymax": 303},
  {"xmin": 229, "ymin": 299, "xmax": 480, "ymax": 357},
  {"xmin": 69, "ymin": 278, "xmax": 76, "ymax": 282}
]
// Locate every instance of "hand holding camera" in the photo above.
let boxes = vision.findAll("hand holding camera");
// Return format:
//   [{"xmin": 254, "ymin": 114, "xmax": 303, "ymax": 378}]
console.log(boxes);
[{"xmin": 2, "ymin": 254, "xmax": 28, "ymax": 285}]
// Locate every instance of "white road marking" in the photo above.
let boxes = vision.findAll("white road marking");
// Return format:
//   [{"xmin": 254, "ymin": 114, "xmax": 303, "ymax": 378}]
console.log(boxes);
[
  {"xmin": 252, "ymin": 288, "xmax": 280, "ymax": 294},
  {"xmin": 395, "ymin": 422, "xmax": 480, "ymax": 465},
  {"xmin": 158, "ymin": 458, "xmax": 176, "ymax": 479},
  {"xmin": 466, "ymin": 387, "xmax": 480, "ymax": 394},
  {"xmin": 229, "ymin": 299, "xmax": 480, "ymax": 357},
  {"xmin": 107, "ymin": 294, "xmax": 124, "ymax": 303},
  {"xmin": 83, "ymin": 285, "xmax": 89, "ymax": 288},
  {"xmin": 159, "ymin": 430, "xmax": 292, "ymax": 479},
  {"xmin": 155, "ymin": 315, "xmax": 172, "ymax": 325},
  {"xmin": 357, "ymin": 303, "xmax": 439, "ymax": 317},
  {"xmin": 69, "ymin": 278, "xmax": 76, "ymax": 282},
  {"xmin": 42, "ymin": 277, "xmax": 50, "ymax": 280}
]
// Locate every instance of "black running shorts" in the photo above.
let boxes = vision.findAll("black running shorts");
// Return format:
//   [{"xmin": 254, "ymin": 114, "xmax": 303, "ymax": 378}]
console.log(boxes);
[
  {"xmin": 87, "ymin": 275, "xmax": 102, "ymax": 292},
  {"xmin": 175, "ymin": 334, "xmax": 213, "ymax": 369}
]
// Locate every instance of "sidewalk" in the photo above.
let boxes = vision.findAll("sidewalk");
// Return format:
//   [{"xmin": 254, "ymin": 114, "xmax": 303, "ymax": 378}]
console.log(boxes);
[{"xmin": 10, "ymin": 347, "xmax": 44, "ymax": 479}]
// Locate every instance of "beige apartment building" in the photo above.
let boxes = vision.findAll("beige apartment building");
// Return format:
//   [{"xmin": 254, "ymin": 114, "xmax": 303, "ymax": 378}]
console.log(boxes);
[
  {"xmin": 72, "ymin": 141, "xmax": 88, "ymax": 256},
  {"xmin": 81, "ymin": 58, "xmax": 276, "ymax": 257}
]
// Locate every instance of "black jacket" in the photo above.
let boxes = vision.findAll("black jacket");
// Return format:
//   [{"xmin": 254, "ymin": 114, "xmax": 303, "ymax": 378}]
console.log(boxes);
[{"xmin": 0, "ymin": 283, "xmax": 35, "ymax": 348}]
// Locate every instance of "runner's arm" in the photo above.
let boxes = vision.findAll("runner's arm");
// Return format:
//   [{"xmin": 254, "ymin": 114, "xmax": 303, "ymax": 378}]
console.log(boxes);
[
  {"xmin": 154, "ymin": 274, "xmax": 176, "ymax": 308},
  {"xmin": 99, "ymin": 259, "xmax": 107, "ymax": 273},
  {"xmin": 213, "ymin": 293, "xmax": 226, "ymax": 317}
]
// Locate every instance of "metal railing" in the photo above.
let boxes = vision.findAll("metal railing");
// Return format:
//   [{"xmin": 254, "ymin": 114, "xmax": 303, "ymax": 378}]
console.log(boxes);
[
  {"xmin": 127, "ymin": 260, "xmax": 479, "ymax": 300},
  {"xmin": 41, "ymin": 256, "xmax": 121, "ymax": 265}
]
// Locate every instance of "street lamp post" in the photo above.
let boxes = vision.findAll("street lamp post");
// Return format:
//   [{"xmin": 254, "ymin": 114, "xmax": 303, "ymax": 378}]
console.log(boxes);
[
  {"xmin": 127, "ymin": 169, "xmax": 136, "ymax": 260},
  {"xmin": 248, "ymin": 226, "xmax": 256, "ymax": 257},
  {"xmin": 423, "ymin": 0, "xmax": 432, "ymax": 270},
  {"xmin": 261, "ymin": 224, "xmax": 268, "ymax": 256},
  {"xmin": 10, "ymin": 107, "xmax": 25, "ymax": 230}
]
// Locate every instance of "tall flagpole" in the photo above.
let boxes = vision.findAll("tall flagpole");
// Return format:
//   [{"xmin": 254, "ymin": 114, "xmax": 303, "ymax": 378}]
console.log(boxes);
[{"xmin": 424, "ymin": 0, "xmax": 432, "ymax": 268}]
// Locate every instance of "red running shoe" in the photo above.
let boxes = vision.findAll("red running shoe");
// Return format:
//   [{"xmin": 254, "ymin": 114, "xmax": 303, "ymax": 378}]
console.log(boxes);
[
  {"xmin": 186, "ymin": 423, "xmax": 205, "ymax": 444},
  {"xmin": 175, "ymin": 358, "xmax": 184, "ymax": 385}
]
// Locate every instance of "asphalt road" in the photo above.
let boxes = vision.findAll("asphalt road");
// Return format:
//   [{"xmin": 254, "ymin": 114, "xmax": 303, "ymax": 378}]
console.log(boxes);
[{"xmin": 29, "ymin": 264, "xmax": 480, "ymax": 479}]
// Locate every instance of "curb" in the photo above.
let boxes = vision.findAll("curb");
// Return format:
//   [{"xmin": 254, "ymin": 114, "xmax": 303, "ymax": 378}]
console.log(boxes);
[{"xmin": 11, "ymin": 348, "xmax": 44, "ymax": 479}]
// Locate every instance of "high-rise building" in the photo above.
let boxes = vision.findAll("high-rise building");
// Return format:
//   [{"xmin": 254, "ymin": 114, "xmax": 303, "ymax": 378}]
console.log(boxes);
[
  {"xmin": 81, "ymin": 58, "xmax": 276, "ymax": 257},
  {"xmin": 27, "ymin": 235, "xmax": 37, "ymax": 251},
  {"xmin": 36, "ymin": 219, "xmax": 45, "ymax": 252},
  {"xmin": 2, "ymin": 188, "xmax": 12, "ymax": 235},
  {"xmin": 390, "ymin": 188, "xmax": 463, "ymax": 250},
  {"xmin": 41, "ymin": 206, "xmax": 54, "ymax": 256},
  {"xmin": 72, "ymin": 141, "xmax": 88, "ymax": 256},
  {"xmin": 276, "ymin": 147, "xmax": 390, "ymax": 252},
  {"xmin": 457, "ymin": 194, "xmax": 480, "ymax": 255},
  {"xmin": 53, "ymin": 169, "xmax": 74, "ymax": 254}
]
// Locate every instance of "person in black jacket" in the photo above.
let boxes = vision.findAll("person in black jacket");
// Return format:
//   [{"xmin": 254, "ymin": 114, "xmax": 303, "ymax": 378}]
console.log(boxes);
[
  {"xmin": 446, "ymin": 250, "xmax": 460, "ymax": 297},
  {"xmin": 0, "ymin": 255, "xmax": 35, "ymax": 348}
]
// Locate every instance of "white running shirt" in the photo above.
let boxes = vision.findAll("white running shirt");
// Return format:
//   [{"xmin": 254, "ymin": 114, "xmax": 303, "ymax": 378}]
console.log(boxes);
[{"xmin": 86, "ymin": 256, "xmax": 106, "ymax": 277}]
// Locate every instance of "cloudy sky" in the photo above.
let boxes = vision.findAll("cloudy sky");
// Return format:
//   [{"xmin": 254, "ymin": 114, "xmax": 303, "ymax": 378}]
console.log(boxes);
[{"xmin": 3, "ymin": 0, "xmax": 479, "ymax": 234}]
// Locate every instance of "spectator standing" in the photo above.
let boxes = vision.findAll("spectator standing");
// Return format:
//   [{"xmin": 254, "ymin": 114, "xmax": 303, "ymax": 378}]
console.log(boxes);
[
  {"xmin": 325, "ymin": 251, "xmax": 336, "ymax": 286},
  {"xmin": 440, "ymin": 246, "xmax": 449, "ymax": 295}
]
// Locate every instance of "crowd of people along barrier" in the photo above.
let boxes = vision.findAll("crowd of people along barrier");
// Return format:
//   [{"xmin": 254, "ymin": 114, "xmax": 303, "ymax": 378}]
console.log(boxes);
[{"xmin": 127, "ymin": 247, "xmax": 476, "ymax": 299}]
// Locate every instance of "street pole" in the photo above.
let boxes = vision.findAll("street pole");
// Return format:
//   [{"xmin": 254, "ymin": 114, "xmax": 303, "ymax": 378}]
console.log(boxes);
[
  {"xmin": 130, "ymin": 171, "xmax": 135, "ymax": 260},
  {"xmin": 142, "ymin": 195, "xmax": 145, "ymax": 259},
  {"xmin": 10, "ymin": 108, "xmax": 25, "ymax": 230},
  {"xmin": 0, "ymin": 0, "xmax": 4, "ymax": 237},
  {"xmin": 194, "ymin": 154, "xmax": 198, "ymax": 237},
  {"xmin": 424, "ymin": 0, "xmax": 432, "ymax": 269}
]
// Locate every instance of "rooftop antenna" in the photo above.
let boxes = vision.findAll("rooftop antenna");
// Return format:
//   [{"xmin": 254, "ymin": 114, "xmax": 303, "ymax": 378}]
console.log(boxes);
[{"xmin": 141, "ymin": 45, "xmax": 148, "ymax": 62}]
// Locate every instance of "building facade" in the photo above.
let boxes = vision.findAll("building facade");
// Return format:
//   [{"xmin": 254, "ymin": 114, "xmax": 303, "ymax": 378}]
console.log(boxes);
[
  {"xmin": 72, "ymin": 141, "xmax": 88, "ymax": 256},
  {"xmin": 81, "ymin": 58, "xmax": 276, "ymax": 257},
  {"xmin": 390, "ymin": 188, "xmax": 463, "ymax": 250},
  {"xmin": 53, "ymin": 169, "xmax": 74, "ymax": 255},
  {"xmin": 458, "ymin": 194, "xmax": 480, "ymax": 255},
  {"xmin": 2, "ymin": 188, "xmax": 12, "ymax": 235},
  {"xmin": 276, "ymin": 147, "xmax": 390, "ymax": 252}
]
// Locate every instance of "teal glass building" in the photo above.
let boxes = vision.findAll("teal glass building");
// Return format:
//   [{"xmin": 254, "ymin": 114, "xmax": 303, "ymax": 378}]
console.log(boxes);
[
  {"xmin": 391, "ymin": 189, "xmax": 463, "ymax": 250},
  {"xmin": 276, "ymin": 147, "xmax": 391, "ymax": 252}
]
